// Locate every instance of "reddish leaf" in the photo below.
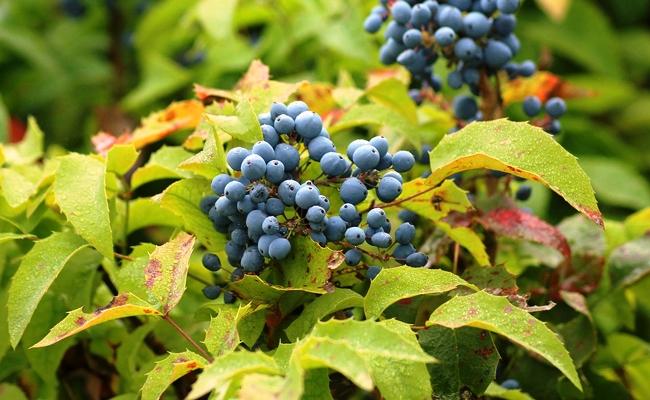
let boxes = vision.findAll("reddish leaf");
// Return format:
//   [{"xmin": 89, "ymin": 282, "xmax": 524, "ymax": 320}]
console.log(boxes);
[{"xmin": 479, "ymin": 208, "xmax": 571, "ymax": 265}]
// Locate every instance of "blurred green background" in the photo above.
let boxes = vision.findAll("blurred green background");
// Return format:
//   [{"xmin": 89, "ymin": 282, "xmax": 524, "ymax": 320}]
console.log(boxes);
[{"xmin": 0, "ymin": 0, "xmax": 649, "ymax": 218}]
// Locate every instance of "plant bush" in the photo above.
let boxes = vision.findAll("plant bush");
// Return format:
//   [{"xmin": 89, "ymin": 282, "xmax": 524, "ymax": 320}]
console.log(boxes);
[{"xmin": 1, "ymin": 1, "xmax": 650, "ymax": 400}]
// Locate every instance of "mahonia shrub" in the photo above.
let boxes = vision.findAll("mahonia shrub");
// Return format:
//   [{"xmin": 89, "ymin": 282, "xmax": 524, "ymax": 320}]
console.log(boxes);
[{"xmin": 1, "ymin": 2, "xmax": 649, "ymax": 400}]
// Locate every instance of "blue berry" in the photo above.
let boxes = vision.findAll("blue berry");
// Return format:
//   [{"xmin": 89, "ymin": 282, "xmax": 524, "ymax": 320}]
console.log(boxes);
[
  {"xmin": 261, "ymin": 124, "xmax": 279, "ymax": 147},
  {"xmin": 237, "ymin": 195, "xmax": 256, "ymax": 214},
  {"xmin": 270, "ymin": 102, "xmax": 288, "ymax": 120},
  {"xmin": 345, "ymin": 248, "xmax": 363, "ymax": 266},
  {"xmin": 308, "ymin": 136, "xmax": 336, "ymax": 161},
  {"xmin": 435, "ymin": 27, "xmax": 456, "ymax": 46},
  {"xmin": 202, "ymin": 253, "xmax": 221, "ymax": 271},
  {"xmin": 402, "ymin": 29, "xmax": 422, "ymax": 48},
  {"xmin": 463, "ymin": 12, "xmax": 491, "ymax": 38},
  {"xmin": 449, "ymin": 0, "xmax": 472, "ymax": 10},
  {"xmin": 371, "ymin": 231, "xmax": 392, "ymax": 248},
  {"xmin": 321, "ymin": 152, "xmax": 349, "ymax": 176},
  {"xmin": 497, "ymin": 0, "xmax": 519, "ymax": 13},
  {"xmin": 318, "ymin": 195, "xmax": 330, "ymax": 211},
  {"xmin": 393, "ymin": 243, "xmax": 416, "ymax": 260},
  {"xmin": 295, "ymin": 111, "xmax": 323, "ymax": 139},
  {"xmin": 311, "ymin": 231, "xmax": 327, "ymax": 246},
  {"xmin": 295, "ymin": 186, "xmax": 320, "ymax": 209},
  {"xmin": 518, "ymin": 60, "xmax": 536, "ymax": 77},
  {"xmin": 367, "ymin": 208, "xmax": 388, "ymax": 229},
  {"xmin": 224, "ymin": 181, "xmax": 246, "ymax": 202},
  {"xmin": 384, "ymin": 171, "xmax": 403, "ymax": 183},
  {"xmin": 347, "ymin": 139, "xmax": 370, "ymax": 160},
  {"xmin": 454, "ymin": 38, "xmax": 481, "ymax": 61},
  {"xmin": 287, "ymin": 101, "xmax": 309, "ymax": 119},
  {"xmin": 385, "ymin": 20, "xmax": 408, "ymax": 42},
  {"xmin": 546, "ymin": 119, "xmax": 562, "ymax": 135},
  {"xmin": 480, "ymin": 0, "xmax": 497, "ymax": 13},
  {"xmin": 367, "ymin": 266, "xmax": 382, "ymax": 280},
  {"xmin": 258, "ymin": 113, "xmax": 272, "ymax": 125},
  {"xmin": 448, "ymin": 70, "xmax": 463, "ymax": 89},
  {"xmin": 306, "ymin": 206, "xmax": 327, "ymax": 223},
  {"xmin": 252, "ymin": 141, "xmax": 275, "ymax": 163},
  {"xmin": 250, "ymin": 184, "xmax": 269, "ymax": 203},
  {"xmin": 245, "ymin": 209, "xmax": 267, "ymax": 236},
  {"xmin": 258, "ymin": 234, "xmax": 279, "ymax": 257},
  {"xmin": 501, "ymin": 379, "xmax": 520, "ymax": 389},
  {"xmin": 325, "ymin": 216, "xmax": 347, "ymax": 242},
  {"xmin": 223, "ymin": 291, "xmax": 236, "ymax": 304},
  {"xmin": 396, "ymin": 222, "xmax": 416, "ymax": 244},
  {"xmin": 484, "ymin": 40, "xmax": 513, "ymax": 69},
  {"xmin": 278, "ymin": 179, "xmax": 300, "ymax": 205},
  {"xmin": 437, "ymin": 5, "xmax": 463, "ymax": 31},
  {"xmin": 399, "ymin": 209, "xmax": 419, "ymax": 224},
  {"xmin": 231, "ymin": 229, "xmax": 248, "ymax": 246},
  {"xmin": 274, "ymin": 143, "xmax": 300, "ymax": 171},
  {"xmin": 352, "ymin": 144, "xmax": 381, "ymax": 171},
  {"xmin": 392, "ymin": 151, "xmax": 415, "ymax": 172},
  {"xmin": 226, "ymin": 147, "xmax": 250, "ymax": 171},
  {"xmin": 364, "ymin": 14, "xmax": 383, "ymax": 33},
  {"xmin": 202, "ymin": 285, "xmax": 222, "ymax": 299},
  {"xmin": 241, "ymin": 246, "xmax": 264, "ymax": 272},
  {"xmin": 339, "ymin": 204, "xmax": 361, "ymax": 224},
  {"xmin": 377, "ymin": 152, "xmax": 393, "ymax": 170},
  {"xmin": 345, "ymin": 227, "xmax": 366, "ymax": 245},
  {"xmin": 340, "ymin": 178, "xmax": 368, "ymax": 205},
  {"xmin": 493, "ymin": 14, "xmax": 516, "ymax": 35},
  {"xmin": 523, "ymin": 96, "xmax": 542, "ymax": 117},
  {"xmin": 545, "ymin": 97, "xmax": 567, "ymax": 118},
  {"xmin": 262, "ymin": 216, "xmax": 280, "ymax": 234},
  {"xmin": 500, "ymin": 34, "xmax": 520, "ymax": 55},
  {"xmin": 269, "ymin": 238, "xmax": 291, "ymax": 260},
  {"xmin": 274, "ymin": 114, "xmax": 295, "ymax": 134},
  {"xmin": 211, "ymin": 174, "xmax": 233, "ymax": 195},
  {"xmin": 215, "ymin": 196, "xmax": 238, "ymax": 216},
  {"xmin": 391, "ymin": 1, "xmax": 412, "ymax": 24},
  {"xmin": 266, "ymin": 198, "xmax": 285, "ymax": 216},
  {"xmin": 453, "ymin": 95, "xmax": 478, "ymax": 120},
  {"xmin": 377, "ymin": 176, "xmax": 403, "ymax": 202},
  {"xmin": 406, "ymin": 252, "xmax": 428, "ymax": 267},
  {"xmin": 266, "ymin": 160, "xmax": 285, "ymax": 184},
  {"xmin": 516, "ymin": 185, "xmax": 532, "ymax": 201},
  {"xmin": 241, "ymin": 154, "xmax": 267, "ymax": 180},
  {"xmin": 369, "ymin": 136, "xmax": 389, "ymax": 157},
  {"xmin": 410, "ymin": 4, "xmax": 432, "ymax": 27},
  {"xmin": 200, "ymin": 194, "xmax": 219, "ymax": 214}
]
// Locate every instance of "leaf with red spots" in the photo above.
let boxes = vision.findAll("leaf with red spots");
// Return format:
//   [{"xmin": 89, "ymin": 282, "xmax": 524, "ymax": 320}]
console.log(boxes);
[
  {"xmin": 419, "ymin": 326, "xmax": 499, "ymax": 398},
  {"xmin": 428, "ymin": 119, "xmax": 602, "ymax": 226},
  {"xmin": 427, "ymin": 291, "xmax": 582, "ymax": 391},
  {"xmin": 32, "ymin": 293, "xmax": 160, "ymax": 348},
  {"xmin": 479, "ymin": 208, "xmax": 572, "ymax": 266},
  {"xmin": 144, "ymin": 232, "xmax": 196, "ymax": 314},
  {"xmin": 141, "ymin": 351, "xmax": 207, "ymax": 400}
]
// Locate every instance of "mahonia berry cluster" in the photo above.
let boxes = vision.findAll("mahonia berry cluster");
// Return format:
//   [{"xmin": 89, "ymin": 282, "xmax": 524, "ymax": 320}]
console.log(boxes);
[
  {"xmin": 199, "ymin": 101, "xmax": 428, "ymax": 298},
  {"xmin": 364, "ymin": 0, "xmax": 567, "ymax": 135}
]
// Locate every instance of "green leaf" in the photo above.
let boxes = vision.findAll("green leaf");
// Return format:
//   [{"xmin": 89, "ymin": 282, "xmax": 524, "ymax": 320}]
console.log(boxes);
[
  {"xmin": 483, "ymin": 382, "xmax": 535, "ymax": 400},
  {"xmin": 438, "ymin": 221, "xmax": 492, "ymax": 266},
  {"xmin": 310, "ymin": 319, "xmax": 435, "ymax": 400},
  {"xmin": 141, "ymin": 351, "xmax": 207, "ymax": 400},
  {"xmin": 234, "ymin": 60, "xmax": 302, "ymax": 115},
  {"xmin": 178, "ymin": 118, "xmax": 228, "ymax": 179},
  {"xmin": 427, "ymin": 119, "xmax": 602, "ymax": 226},
  {"xmin": 364, "ymin": 266, "xmax": 476, "ymax": 320},
  {"xmin": 7, "ymin": 231, "xmax": 89, "ymax": 347},
  {"xmin": 106, "ymin": 144, "xmax": 138, "ymax": 176},
  {"xmin": 230, "ymin": 275, "xmax": 326, "ymax": 304},
  {"xmin": 143, "ymin": 232, "xmax": 195, "ymax": 314},
  {"xmin": 131, "ymin": 145, "xmax": 193, "ymax": 190},
  {"xmin": 54, "ymin": 154, "xmax": 114, "ymax": 259},
  {"xmin": 2, "ymin": 116, "xmax": 43, "ymax": 165},
  {"xmin": 204, "ymin": 303, "xmax": 265, "ymax": 356},
  {"xmin": 285, "ymin": 289, "xmax": 363, "ymax": 341},
  {"xmin": 366, "ymin": 78, "xmax": 417, "ymax": 123},
  {"xmin": 32, "ymin": 293, "xmax": 160, "ymax": 348},
  {"xmin": 0, "ymin": 232, "xmax": 36, "ymax": 245},
  {"xmin": 398, "ymin": 179, "xmax": 472, "ymax": 221},
  {"xmin": 0, "ymin": 168, "xmax": 36, "ymax": 209},
  {"xmin": 196, "ymin": 0, "xmax": 238, "ymax": 40},
  {"xmin": 160, "ymin": 178, "xmax": 226, "ymax": 253},
  {"xmin": 188, "ymin": 351, "xmax": 280, "ymax": 399},
  {"xmin": 607, "ymin": 236, "xmax": 650, "ymax": 289},
  {"xmin": 419, "ymin": 326, "xmax": 499, "ymax": 398},
  {"xmin": 206, "ymin": 98, "xmax": 262, "ymax": 144},
  {"xmin": 126, "ymin": 197, "xmax": 183, "ymax": 233},
  {"xmin": 578, "ymin": 156, "xmax": 650, "ymax": 210},
  {"xmin": 0, "ymin": 383, "xmax": 28, "ymax": 400},
  {"xmin": 427, "ymin": 291, "xmax": 582, "ymax": 391},
  {"xmin": 280, "ymin": 235, "xmax": 344, "ymax": 289}
]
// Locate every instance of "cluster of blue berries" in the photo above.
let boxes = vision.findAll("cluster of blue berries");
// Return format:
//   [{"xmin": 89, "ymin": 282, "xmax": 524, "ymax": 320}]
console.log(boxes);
[
  {"xmin": 198, "ymin": 101, "xmax": 431, "ymax": 297},
  {"xmin": 364, "ymin": 0, "xmax": 535, "ymax": 93},
  {"xmin": 522, "ymin": 96, "xmax": 567, "ymax": 135}
]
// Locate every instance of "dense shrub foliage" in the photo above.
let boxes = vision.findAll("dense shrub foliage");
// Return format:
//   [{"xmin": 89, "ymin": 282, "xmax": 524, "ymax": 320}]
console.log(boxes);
[{"xmin": 1, "ymin": 1, "xmax": 650, "ymax": 400}]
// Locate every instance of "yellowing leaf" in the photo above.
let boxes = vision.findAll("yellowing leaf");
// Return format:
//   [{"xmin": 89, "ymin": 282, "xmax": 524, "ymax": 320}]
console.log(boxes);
[
  {"xmin": 438, "ymin": 222, "xmax": 491, "ymax": 266},
  {"xmin": 141, "ymin": 351, "xmax": 207, "ymax": 400},
  {"xmin": 428, "ymin": 119, "xmax": 602, "ymax": 226},
  {"xmin": 427, "ymin": 291, "xmax": 582, "ymax": 391},
  {"xmin": 32, "ymin": 293, "xmax": 160, "ymax": 348},
  {"xmin": 536, "ymin": 0, "xmax": 571, "ymax": 22},
  {"xmin": 143, "ymin": 232, "xmax": 195, "ymax": 314},
  {"xmin": 106, "ymin": 144, "xmax": 138, "ymax": 176},
  {"xmin": 397, "ymin": 178, "xmax": 472, "ymax": 221},
  {"xmin": 2, "ymin": 117, "xmax": 43, "ymax": 165},
  {"xmin": 178, "ymin": 118, "xmax": 228, "ymax": 179},
  {"xmin": 54, "ymin": 154, "xmax": 114, "ymax": 259}
]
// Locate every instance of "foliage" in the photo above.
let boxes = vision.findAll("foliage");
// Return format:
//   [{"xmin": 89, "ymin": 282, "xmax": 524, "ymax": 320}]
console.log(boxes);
[{"xmin": 0, "ymin": 0, "xmax": 649, "ymax": 399}]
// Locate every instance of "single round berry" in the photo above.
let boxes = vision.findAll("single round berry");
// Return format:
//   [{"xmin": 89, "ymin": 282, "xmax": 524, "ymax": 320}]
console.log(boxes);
[
  {"xmin": 202, "ymin": 253, "xmax": 221, "ymax": 271},
  {"xmin": 274, "ymin": 114, "xmax": 295, "ymax": 134},
  {"xmin": 377, "ymin": 176, "xmax": 403, "ymax": 202},
  {"xmin": 311, "ymin": 231, "xmax": 327, "ymax": 246},
  {"xmin": 345, "ymin": 248, "xmax": 363, "ymax": 266},
  {"xmin": 518, "ymin": 60, "xmax": 536, "ymax": 77},
  {"xmin": 364, "ymin": 14, "xmax": 383, "ymax": 33},
  {"xmin": 437, "ymin": 5, "xmax": 463, "ymax": 31},
  {"xmin": 224, "ymin": 181, "xmax": 246, "ymax": 202},
  {"xmin": 308, "ymin": 136, "xmax": 336, "ymax": 162},
  {"xmin": 369, "ymin": 136, "xmax": 389, "ymax": 157},
  {"xmin": 241, "ymin": 154, "xmax": 267, "ymax": 180},
  {"xmin": 396, "ymin": 222, "xmax": 416, "ymax": 245},
  {"xmin": 257, "ymin": 234, "xmax": 279, "ymax": 257},
  {"xmin": 262, "ymin": 216, "xmax": 280, "ymax": 234},
  {"xmin": 501, "ymin": 379, "xmax": 520, "ymax": 390},
  {"xmin": 261, "ymin": 124, "xmax": 279, "ymax": 147},
  {"xmin": 346, "ymin": 139, "xmax": 370, "ymax": 160},
  {"xmin": 266, "ymin": 160, "xmax": 285, "ymax": 184},
  {"xmin": 318, "ymin": 195, "xmax": 330, "ymax": 211},
  {"xmin": 274, "ymin": 143, "xmax": 300, "ymax": 171},
  {"xmin": 402, "ymin": 29, "xmax": 422, "ymax": 48},
  {"xmin": 200, "ymin": 194, "xmax": 219, "ymax": 214},
  {"xmin": 406, "ymin": 252, "xmax": 428, "ymax": 267},
  {"xmin": 339, "ymin": 204, "xmax": 361, "ymax": 224},
  {"xmin": 345, "ymin": 227, "xmax": 366, "ymax": 246},
  {"xmin": 393, "ymin": 243, "xmax": 416, "ymax": 261},
  {"xmin": 391, "ymin": 1, "xmax": 412, "ymax": 25},
  {"xmin": 250, "ymin": 184, "xmax": 269, "ymax": 203},
  {"xmin": 399, "ymin": 209, "xmax": 419, "ymax": 224},
  {"xmin": 265, "ymin": 198, "xmax": 285, "ymax": 216},
  {"xmin": 278, "ymin": 179, "xmax": 300, "ymax": 205},
  {"xmin": 306, "ymin": 206, "xmax": 327, "ymax": 223},
  {"xmin": 435, "ymin": 27, "xmax": 456, "ymax": 46},
  {"xmin": 392, "ymin": 151, "xmax": 415, "ymax": 172},
  {"xmin": 410, "ymin": 4, "xmax": 432, "ymax": 27},
  {"xmin": 320, "ymin": 152, "xmax": 349, "ymax": 177},
  {"xmin": 269, "ymin": 238, "xmax": 291, "ymax": 260},
  {"xmin": 367, "ymin": 208, "xmax": 388, "ymax": 229},
  {"xmin": 353, "ymin": 144, "xmax": 381, "ymax": 171},
  {"xmin": 463, "ymin": 12, "xmax": 491, "ymax": 38},
  {"xmin": 223, "ymin": 291, "xmax": 237, "ymax": 304},
  {"xmin": 270, "ymin": 102, "xmax": 288, "ymax": 120},
  {"xmin": 484, "ymin": 40, "xmax": 513, "ymax": 69},
  {"xmin": 497, "ymin": 0, "xmax": 519, "ymax": 14},
  {"xmin": 237, "ymin": 195, "xmax": 256, "ymax": 214},
  {"xmin": 202, "ymin": 285, "xmax": 222, "ymax": 300},
  {"xmin": 211, "ymin": 174, "xmax": 233, "ymax": 195},
  {"xmin": 545, "ymin": 97, "xmax": 567, "ymax": 118},
  {"xmin": 523, "ymin": 96, "xmax": 542, "ymax": 117},
  {"xmin": 453, "ymin": 95, "xmax": 479, "ymax": 120},
  {"xmin": 226, "ymin": 147, "xmax": 250, "ymax": 171},
  {"xmin": 325, "ymin": 216, "xmax": 347, "ymax": 242},
  {"xmin": 258, "ymin": 113, "xmax": 272, "ymax": 125},
  {"xmin": 252, "ymin": 141, "xmax": 275, "ymax": 163},
  {"xmin": 295, "ymin": 111, "xmax": 323, "ymax": 139},
  {"xmin": 367, "ymin": 266, "xmax": 382, "ymax": 280},
  {"xmin": 241, "ymin": 246, "xmax": 264, "ymax": 272},
  {"xmin": 287, "ymin": 101, "xmax": 309, "ymax": 119},
  {"xmin": 371, "ymin": 231, "xmax": 392, "ymax": 248},
  {"xmin": 295, "ymin": 186, "xmax": 321, "ymax": 209},
  {"xmin": 516, "ymin": 185, "xmax": 532, "ymax": 201}
]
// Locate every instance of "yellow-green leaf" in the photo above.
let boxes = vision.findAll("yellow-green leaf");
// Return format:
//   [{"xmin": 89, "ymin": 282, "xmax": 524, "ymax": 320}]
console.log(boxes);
[
  {"xmin": 131, "ymin": 146, "xmax": 193, "ymax": 190},
  {"xmin": 427, "ymin": 291, "xmax": 582, "ymax": 391},
  {"xmin": 397, "ymin": 178, "xmax": 471, "ymax": 221},
  {"xmin": 54, "ymin": 154, "xmax": 114, "ymax": 259},
  {"xmin": 7, "ymin": 231, "xmax": 89, "ymax": 347},
  {"xmin": 143, "ymin": 232, "xmax": 195, "ymax": 314},
  {"xmin": 178, "ymin": 118, "xmax": 228, "ymax": 179},
  {"xmin": 2, "ymin": 116, "xmax": 43, "ymax": 165},
  {"xmin": 438, "ymin": 221, "xmax": 491, "ymax": 266},
  {"xmin": 141, "ymin": 351, "xmax": 207, "ymax": 400},
  {"xmin": 0, "ymin": 232, "xmax": 36, "ymax": 244},
  {"xmin": 32, "ymin": 293, "xmax": 160, "ymax": 348},
  {"xmin": 230, "ymin": 275, "xmax": 326, "ymax": 304},
  {"xmin": 106, "ymin": 144, "xmax": 138, "ymax": 176},
  {"xmin": 0, "ymin": 168, "xmax": 36, "ymax": 208},
  {"xmin": 364, "ymin": 266, "xmax": 477, "ymax": 319},
  {"xmin": 428, "ymin": 119, "xmax": 602, "ymax": 226},
  {"xmin": 206, "ymin": 98, "xmax": 262, "ymax": 144},
  {"xmin": 126, "ymin": 197, "xmax": 182, "ymax": 233}
]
